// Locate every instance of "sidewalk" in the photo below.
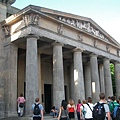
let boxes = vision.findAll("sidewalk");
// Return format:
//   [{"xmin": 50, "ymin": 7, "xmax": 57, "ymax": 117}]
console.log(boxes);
[{"xmin": 0, "ymin": 114, "xmax": 77, "ymax": 120}]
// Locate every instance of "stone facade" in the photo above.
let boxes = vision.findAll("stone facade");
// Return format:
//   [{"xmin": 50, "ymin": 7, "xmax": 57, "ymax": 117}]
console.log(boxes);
[{"xmin": 0, "ymin": 1, "xmax": 120, "ymax": 118}]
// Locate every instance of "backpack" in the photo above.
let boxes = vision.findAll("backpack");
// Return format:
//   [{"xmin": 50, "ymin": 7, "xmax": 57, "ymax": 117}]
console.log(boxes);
[
  {"xmin": 33, "ymin": 103, "xmax": 40, "ymax": 115},
  {"xmin": 92, "ymin": 102, "xmax": 106, "ymax": 120},
  {"xmin": 113, "ymin": 105, "xmax": 120, "ymax": 120}
]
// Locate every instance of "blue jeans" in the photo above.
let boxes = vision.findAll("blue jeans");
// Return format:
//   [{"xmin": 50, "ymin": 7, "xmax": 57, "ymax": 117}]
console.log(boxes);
[
  {"xmin": 50, "ymin": 112, "xmax": 58, "ymax": 117},
  {"xmin": 77, "ymin": 112, "xmax": 80, "ymax": 120}
]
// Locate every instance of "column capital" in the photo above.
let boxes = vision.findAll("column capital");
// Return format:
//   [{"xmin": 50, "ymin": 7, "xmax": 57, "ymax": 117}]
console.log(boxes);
[
  {"xmin": 103, "ymin": 57, "xmax": 110, "ymax": 61},
  {"xmin": 52, "ymin": 42, "xmax": 64, "ymax": 46},
  {"xmin": 90, "ymin": 53, "xmax": 98, "ymax": 57},
  {"xmin": 26, "ymin": 34, "xmax": 39, "ymax": 40},
  {"xmin": 73, "ymin": 48, "xmax": 83, "ymax": 52},
  {"xmin": 114, "ymin": 61, "xmax": 120, "ymax": 64}
]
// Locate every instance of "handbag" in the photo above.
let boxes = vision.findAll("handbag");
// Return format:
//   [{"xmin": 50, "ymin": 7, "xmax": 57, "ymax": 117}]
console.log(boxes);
[{"xmin": 19, "ymin": 103, "xmax": 24, "ymax": 108}]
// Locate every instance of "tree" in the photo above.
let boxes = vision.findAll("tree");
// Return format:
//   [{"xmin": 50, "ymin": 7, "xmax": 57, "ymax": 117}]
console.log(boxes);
[{"xmin": 110, "ymin": 63, "xmax": 116, "ymax": 95}]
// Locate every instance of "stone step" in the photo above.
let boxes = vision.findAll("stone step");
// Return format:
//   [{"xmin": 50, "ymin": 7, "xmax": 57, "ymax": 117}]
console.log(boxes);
[{"xmin": 0, "ymin": 116, "xmax": 57, "ymax": 120}]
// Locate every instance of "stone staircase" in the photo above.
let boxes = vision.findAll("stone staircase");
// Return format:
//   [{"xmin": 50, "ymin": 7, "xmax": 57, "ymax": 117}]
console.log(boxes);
[{"xmin": 0, "ymin": 114, "xmax": 58, "ymax": 120}]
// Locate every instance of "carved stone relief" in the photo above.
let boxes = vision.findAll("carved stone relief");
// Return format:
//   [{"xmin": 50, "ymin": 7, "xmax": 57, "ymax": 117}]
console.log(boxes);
[
  {"xmin": 58, "ymin": 16, "xmax": 109, "ymax": 42},
  {"xmin": 78, "ymin": 33, "xmax": 83, "ymax": 41},
  {"xmin": 2, "ymin": 26, "xmax": 10, "ymax": 36},
  {"xmin": 57, "ymin": 24, "xmax": 63, "ymax": 34},
  {"xmin": 22, "ymin": 14, "xmax": 41, "ymax": 26},
  {"xmin": 117, "ymin": 50, "xmax": 120, "ymax": 56},
  {"xmin": 106, "ymin": 45, "xmax": 110, "ymax": 52},
  {"xmin": 94, "ymin": 39, "xmax": 97, "ymax": 47}
]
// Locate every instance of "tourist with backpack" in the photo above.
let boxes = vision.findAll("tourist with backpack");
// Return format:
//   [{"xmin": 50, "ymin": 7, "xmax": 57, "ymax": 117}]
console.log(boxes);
[
  {"xmin": 31, "ymin": 98, "xmax": 44, "ymax": 120},
  {"xmin": 76, "ymin": 99, "xmax": 82, "ymax": 120},
  {"xmin": 112, "ymin": 96, "xmax": 120, "ymax": 120},
  {"xmin": 83, "ymin": 97, "xmax": 93, "ymax": 120},
  {"xmin": 17, "ymin": 93, "xmax": 26, "ymax": 117},
  {"xmin": 109, "ymin": 96, "xmax": 119, "ymax": 120},
  {"xmin": 93, "ymin": 93, "xmax": 111, "ymax": 120},
  {"xmin": 80, "ymin": 100, "xmax": 86, "ymax": 120}
]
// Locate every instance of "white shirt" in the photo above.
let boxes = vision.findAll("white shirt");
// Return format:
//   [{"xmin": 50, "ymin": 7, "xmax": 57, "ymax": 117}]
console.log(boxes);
[{"xmin": 83, "ymin": 103, "xmax": 93, "ymax": 119}]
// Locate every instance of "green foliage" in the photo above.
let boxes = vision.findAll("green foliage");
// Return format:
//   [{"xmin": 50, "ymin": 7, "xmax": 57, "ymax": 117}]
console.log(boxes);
[{"xmin": 110, "ymin": 63, "xmax": 116, "ymax": 95}]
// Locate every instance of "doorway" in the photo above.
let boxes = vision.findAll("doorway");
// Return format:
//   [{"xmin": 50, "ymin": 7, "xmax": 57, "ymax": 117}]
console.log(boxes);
[{"xmin": 44, "ymin": 84, "xmax": 52, "ymax": 113}]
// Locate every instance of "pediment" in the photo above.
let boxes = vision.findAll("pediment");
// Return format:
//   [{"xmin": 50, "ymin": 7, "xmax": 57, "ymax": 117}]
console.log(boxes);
[{"xmin": 1, "ymin": 5, "xmax": 120, "ymax": 48}]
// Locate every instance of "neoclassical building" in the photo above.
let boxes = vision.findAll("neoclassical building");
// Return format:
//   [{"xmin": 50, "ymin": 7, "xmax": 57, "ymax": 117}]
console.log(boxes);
[{"xmin": 0, "ymin": 0, "xmax": 120, "ymax": 118}]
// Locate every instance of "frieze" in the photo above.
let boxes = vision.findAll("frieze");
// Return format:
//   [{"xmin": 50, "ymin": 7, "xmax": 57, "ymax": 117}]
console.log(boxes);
[
  {"xmin": 2, "ymin": 26, "xmax": 10, "ymax": 36},
  {"xmin": 57, "ymin": 24, "xmax": 63, "ymax": 34},
  {"xmin": 22, "ymin": 14, "xmax": 41, "ymax": 26},
  {"xmin": 58, "ymin": 16, "xmax": 109, "ymax": 42}
]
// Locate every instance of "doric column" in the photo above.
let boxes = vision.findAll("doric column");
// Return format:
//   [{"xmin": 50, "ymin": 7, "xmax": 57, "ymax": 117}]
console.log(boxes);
[
  {"xmin": 4, "ymin": 44, "xmax": 18, "ymax": 117},
  {"xmin": 114, "ymin": 62, "xmax": 120, "ymax": 97},
  {"xmin": 25, "ymin": 35, "xmax": 39, "ymax": 115},
  {"xmin": 99, "ymin": 63, "xmax": 105, "ymax": 93},
  {"xmin": 53, "ymin": 42, "xmax": 65, "ymax": 108},
  {"xmin": 73, "ymin": 48, "xmax": 85, "ymax": 103},
  {"xmin": 0, "ymin": 0, "xmax": 16, "ymax": 22},
  {"xmin": 90, "ymin": 54, "xmax": 100, "ymax": 103},
  {"xmin": 84, "ymin": 62, "xmax": 92, "ymax": 99},
  {"xmin": 38, "ymin": 51, "xmax": 42, "ymax": 103},
  {"xmin": 0, "ymin": 30, "xmax": 5, "ymax": 118},
  {"xmin": 70, "ymin": 62, "xmax": 75, "ymax": 101},
  {"xmin": 103, "ymin": 58, "xmax": 113, "ymax": 97}
]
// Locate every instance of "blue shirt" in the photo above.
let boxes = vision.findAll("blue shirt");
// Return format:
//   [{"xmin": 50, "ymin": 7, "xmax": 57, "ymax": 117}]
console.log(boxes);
[{"xmin": 31, "ymin": 103, "xmax": 44, "ymax": 117}]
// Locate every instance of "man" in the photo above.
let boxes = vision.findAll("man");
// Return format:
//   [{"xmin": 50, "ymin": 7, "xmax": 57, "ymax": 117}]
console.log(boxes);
[
  {"xmin": 31, "ymin": 98, "xmax": 44, "ymax": 120},
  {"xmin": 93, "ymin": 93, "xmax": 111, "ymax": 120},
  {"xmin": 109, "ymin": 96, "xmax": 119, "ymax": 120}
]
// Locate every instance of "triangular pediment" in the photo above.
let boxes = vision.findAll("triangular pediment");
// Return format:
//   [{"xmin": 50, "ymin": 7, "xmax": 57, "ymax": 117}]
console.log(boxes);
[
  {"xmin": 2, "ymin": 5, "xmax": 120, "ymax": 48},
  {"xmin": 32, "ymin": 5, "xmax": 119, "ymax": 47}
]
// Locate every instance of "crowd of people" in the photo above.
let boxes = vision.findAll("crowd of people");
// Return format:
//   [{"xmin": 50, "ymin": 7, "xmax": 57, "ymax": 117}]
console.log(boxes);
[{"xmin": 16, "ymin": 92, "xmax": 120, "ymax": 120}]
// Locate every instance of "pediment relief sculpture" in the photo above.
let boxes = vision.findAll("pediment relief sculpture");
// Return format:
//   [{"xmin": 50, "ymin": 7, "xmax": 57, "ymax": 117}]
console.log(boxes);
[
  {"xmin": 58, "ymin": 16, "xmax": 109, "ymax": 42},
  {"xmin": 22, "ymin": 14, "xmax": 41, "ymax": 26}
]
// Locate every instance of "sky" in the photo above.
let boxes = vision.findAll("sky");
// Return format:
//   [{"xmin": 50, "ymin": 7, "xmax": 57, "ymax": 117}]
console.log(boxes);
[{"xmin": 12, "ymin": 0, "xmax": 120, "ymax": 43}]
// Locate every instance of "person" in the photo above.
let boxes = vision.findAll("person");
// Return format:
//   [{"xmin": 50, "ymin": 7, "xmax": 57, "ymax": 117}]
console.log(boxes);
[
  {"xmin": 107, "ymin": 96, "xmax": 112, "ymax": 105},
  {"xmin": 58, "ymin": 100, "xmax": 68, "ymax": 120},
  {"xmin": 109, "ymin": 96, "xmax": 119, "ymax": 120},
  {"xmin": 50, "ymin": 105, "xmax": 58, "ymax": 118},
  {"xmin": 80, "ymin": 100, "xmax": 86, "ymax": 120},
  {"xmin": 31, "ymin": 98, "xmax": 44, "ymax": 120},
  {"xmin": 93, "ymin": 93, "xmax": 111, "ymax": 120},
  {"xmin": 83, "ymin": 97, "xmax": 93, "ymax": 120},
  {"xmin": 17, "ymin": 93, "xmax": 26, "ymax": 117},
  {"xmin": 76, "ymin": 99, "xmax": 82, "ymax": 120},
  {"xmin": 67, "ymin": 99, "xmax": 76, "ymax": 120}
]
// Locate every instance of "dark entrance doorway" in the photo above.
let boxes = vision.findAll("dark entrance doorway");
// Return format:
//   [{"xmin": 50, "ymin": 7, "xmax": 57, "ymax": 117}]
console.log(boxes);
[{"xmin": 44, "ymin": 84, "xmax": 52, "ymax": 113}]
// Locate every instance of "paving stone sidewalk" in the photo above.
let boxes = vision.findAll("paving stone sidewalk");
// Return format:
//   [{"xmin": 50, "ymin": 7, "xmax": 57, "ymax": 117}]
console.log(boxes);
[{"xmin": 0, "ymin": 114, "xmax": 78, "ymax": 120}]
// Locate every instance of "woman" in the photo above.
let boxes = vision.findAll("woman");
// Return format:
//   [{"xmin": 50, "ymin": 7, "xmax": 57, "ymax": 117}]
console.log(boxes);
[
  {"xmin": 76, "ymin": 99, "xmax": 82, "ymax": 120},
  {"xmin": 17, "ymin": 93, "xmax": 26, "ymax": 117},
  {"xmin": 58, "ymin": 100, "xmax": 68, "ymax": 120},
  {"xmin": 84, "ymin": 97, "xmax": 93, "ymax": 120},
  {"xmin": 50, "ymin": 106, "xmax": 58, "ymax": 118},
  {"xmin": 67, "ymin": 99, "xmax": 76, "ymax": 120},
  {"xmin": 80, "ymin": 100, "xmax": 86, "ymax": 120}
]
